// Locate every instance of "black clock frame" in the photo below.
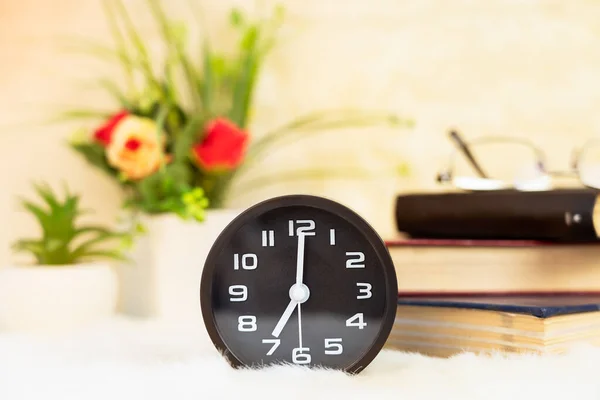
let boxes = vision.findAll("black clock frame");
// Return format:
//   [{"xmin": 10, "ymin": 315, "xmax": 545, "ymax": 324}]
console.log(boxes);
[{"xmin": 199, "ymin": 194, "xmax": 398, "ymax": 374}]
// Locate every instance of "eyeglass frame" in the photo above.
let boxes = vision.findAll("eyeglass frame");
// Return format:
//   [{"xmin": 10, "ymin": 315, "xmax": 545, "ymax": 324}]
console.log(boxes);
[{"xmin": 436, "ymin": 129, "xmax": 600, "ymax": 190}]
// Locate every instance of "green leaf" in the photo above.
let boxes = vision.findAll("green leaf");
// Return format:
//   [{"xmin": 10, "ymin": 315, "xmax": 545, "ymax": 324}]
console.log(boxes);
[
  {"xmin": 58, "ymin": 37, "xmax": 131, "ymax": 65},
  {"xmin": 11, "ymin": 239, "xmax": 45, "ymax": 258},
  {"xmin": 173, "ymin": 113, "xmax": 204, "ymax": 162},
  {"xmin": 110, "ymin": 0, "xmax": 164, "ymax": 96},
  {"xmin": 150, "ymin": 101, "xmax": 172, "ymax": 173},
  {"xmin": 229, "ymin": 8, "xmax": 245, "ymax": 27},
  {"xmin": 87, "ymin": 78, "xmax": 136, "ymax": 110},
  {"xmin": 165, "ymin": 163, "xmax": 192, "ymax": 187},
  {"xmin": 135, "ymin": 174, "xmax": 161, "ymax": 209},
  {"xmin": 231, "ymin": 166, "xmax": 387, "ymax": 196},
  {"xmin": 203, "ymin": 173, "xmax": 235, "ymax": 208},
  {"xmin": 200, "ymin": 42, "xmax": 215, "ymax": 116},
  {"xmin": 255, "ymin": 4, "xmax": 285, "ymax": 57},
  {"xmin": 101, "ymin": 0, "xmax": 137, "ymax": 93},
  {"xmin": 74, "ymin": 226, "xmax": 118, "ymax": 237},
  {"xmin": 70, "ymin": 142, "xmax": 118, "ymax": 178},
  {"xmin": 237, "ymin": 110, "xmax": 411, "ymax": 176},
  {"xmin": 147, "ymin": 0, "xmax": 202, "ymax": 110},
  {"xmin": 163, "ymin": 60, "xmax": 179, "ymax": 107},
  {"xmin": 21, "ymin": 200, "xmax": 50, "ymax": 230},
  {"xmin": 274, "ymin": 4, "xmax": 286, "ymax": 22},
  {"xmin": 70, "ymin": 232, "xmax": 125, "ymax": 261},
  {"xmin": 228, "ymin": 25, "xmax": 260, "ymax": 128},
  {"xmin": 46, "ymin": 238, "xmax": 66, "ymax": 253},
  {"xmin": 32, "ymin": 182, "xmax": 62, "ymax": 213},
  {"xmin": 50, "ymin": 109, "xmax": 115, "ymax": 123}
]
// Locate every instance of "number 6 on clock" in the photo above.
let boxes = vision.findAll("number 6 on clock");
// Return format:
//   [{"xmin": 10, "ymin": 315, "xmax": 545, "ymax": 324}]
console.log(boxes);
[{"xmin": 292, "ymin": 347, "xmax": 311, "ymax": 364}]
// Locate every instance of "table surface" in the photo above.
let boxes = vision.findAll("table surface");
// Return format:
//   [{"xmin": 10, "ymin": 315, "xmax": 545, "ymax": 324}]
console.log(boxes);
[{"xmin": 1, "ymin": 316, "xmax": 600, "ymax": 400}]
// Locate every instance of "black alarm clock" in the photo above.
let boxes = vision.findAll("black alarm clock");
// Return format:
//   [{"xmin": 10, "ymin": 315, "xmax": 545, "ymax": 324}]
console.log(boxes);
[{"xmin": 200, "ymin": 194, "xmax": 398, "ymax": 374}]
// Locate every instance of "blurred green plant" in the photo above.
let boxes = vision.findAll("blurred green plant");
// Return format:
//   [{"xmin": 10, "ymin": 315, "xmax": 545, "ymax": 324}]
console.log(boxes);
[
  {"xmin": 11, "ymin": 183, "xmax": 133, "ymax": 266},
  {"xmin": 61, "ymin": 0, "xmax": 412, "ymax": 220}
]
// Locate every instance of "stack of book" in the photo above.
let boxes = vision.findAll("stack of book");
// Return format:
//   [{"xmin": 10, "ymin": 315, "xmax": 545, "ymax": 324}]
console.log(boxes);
[{"xmin": 384, "ymin": 188, "xmax": 600, "ymax": 357}]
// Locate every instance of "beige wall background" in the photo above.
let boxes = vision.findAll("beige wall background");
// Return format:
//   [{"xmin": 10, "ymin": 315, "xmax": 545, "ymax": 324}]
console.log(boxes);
[{"xmin": 2, "ymin": 0, "xmax": 600, "ymax": 265}]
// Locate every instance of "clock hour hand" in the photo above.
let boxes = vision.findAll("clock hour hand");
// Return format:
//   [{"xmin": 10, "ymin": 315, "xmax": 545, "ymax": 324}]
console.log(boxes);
[{"xmin": 271, "ymin": 298, "xmax": 297, "ymax": 338}]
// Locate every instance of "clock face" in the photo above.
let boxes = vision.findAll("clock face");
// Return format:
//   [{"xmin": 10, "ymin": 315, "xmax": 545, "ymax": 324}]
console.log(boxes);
[{"xmin": 200, "ymin": 195, "xmax": 397, "ymax": 374}]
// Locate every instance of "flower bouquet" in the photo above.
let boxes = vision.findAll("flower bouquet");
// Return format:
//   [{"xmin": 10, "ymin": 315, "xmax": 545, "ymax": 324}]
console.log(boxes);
[
  {"xmin": 62, "ymin": 0, "xmax": 411, "ymax": 319},
  {"xmin": 66, "ymin": 0, "xmax": 410, "ymax": 222}
]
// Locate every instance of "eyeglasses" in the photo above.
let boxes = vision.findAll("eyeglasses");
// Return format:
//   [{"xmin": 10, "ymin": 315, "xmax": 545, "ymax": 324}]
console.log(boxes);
[{"xmin": 436, "ymin": 129, "xmax": 600, "ymax": 191}]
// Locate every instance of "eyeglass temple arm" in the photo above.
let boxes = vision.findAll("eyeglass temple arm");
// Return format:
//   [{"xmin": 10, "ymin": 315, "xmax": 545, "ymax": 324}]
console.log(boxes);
[{"xmin": 448, "ymin": 130, "xmax": 489, "ymax": 179}]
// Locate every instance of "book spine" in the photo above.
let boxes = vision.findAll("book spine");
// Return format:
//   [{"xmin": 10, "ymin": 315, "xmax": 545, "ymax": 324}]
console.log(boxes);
[
  {"xmin": 397, "ymin": 290, "xmax": 600, "ymax": 296},
  {"xmin": 395, "ymin": 190, "xmax": 600, "ymax": 241}
]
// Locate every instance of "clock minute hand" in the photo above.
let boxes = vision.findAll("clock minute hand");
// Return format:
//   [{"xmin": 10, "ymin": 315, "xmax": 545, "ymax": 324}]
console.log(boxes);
[{"xmin": 295, "ymin": 232, "xmax": 306, "ymax": 286}]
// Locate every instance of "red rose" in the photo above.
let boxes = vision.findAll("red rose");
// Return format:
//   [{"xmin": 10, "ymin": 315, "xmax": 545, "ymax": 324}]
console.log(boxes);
[
  {"xmin": 193, "ymin": 118, "xmax": 249, "ymax": 171},
  {"xmin": 94, "ymin": 111, "xmax": 129, "ymax": 146}
]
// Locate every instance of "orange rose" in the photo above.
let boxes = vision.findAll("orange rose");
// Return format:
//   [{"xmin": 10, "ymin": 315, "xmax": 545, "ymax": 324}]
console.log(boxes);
[{"xmin": 106, "ymin": 115, "xmax": 168, "ymax": 180}]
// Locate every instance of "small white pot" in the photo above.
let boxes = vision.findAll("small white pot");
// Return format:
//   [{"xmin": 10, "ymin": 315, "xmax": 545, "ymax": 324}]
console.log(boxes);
[
  {"xmin": 0, "ymin": 263, "xmax": 118, "ymax": 333},
  {"xmin": 117, "ymin": 209, "xmax": 241, "ymax": 323}
]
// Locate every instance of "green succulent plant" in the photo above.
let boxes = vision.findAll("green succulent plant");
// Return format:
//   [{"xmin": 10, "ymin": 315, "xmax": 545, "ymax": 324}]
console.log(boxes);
[{"xmin": 11, "ymin": 183, "xmax": 131, "ymax": 266}]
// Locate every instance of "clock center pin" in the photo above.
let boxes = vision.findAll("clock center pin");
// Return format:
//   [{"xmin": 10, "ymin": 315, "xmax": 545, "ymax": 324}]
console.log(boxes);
[{"xmin": 289, "ymin": 283, "xmax": 310, "ymax": 303}]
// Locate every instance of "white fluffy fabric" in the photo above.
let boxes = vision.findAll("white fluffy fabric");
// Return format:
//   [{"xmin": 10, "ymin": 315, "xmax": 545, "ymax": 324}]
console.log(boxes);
[{"xmin": 2, "ymin": 317, "xmax": 600, "ymax": 400}]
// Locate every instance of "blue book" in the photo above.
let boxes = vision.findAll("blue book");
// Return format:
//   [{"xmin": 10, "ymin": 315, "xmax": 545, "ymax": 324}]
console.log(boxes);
[
  {"xmin": 397, "ymin": 294, "xmax": 600, "ymax": 318},
  {"xmin": 386, "ymin": 295, "xmax": 600, "ymax": 358}
]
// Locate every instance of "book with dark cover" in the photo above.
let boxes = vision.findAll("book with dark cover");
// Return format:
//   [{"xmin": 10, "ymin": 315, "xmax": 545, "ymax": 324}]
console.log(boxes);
[
  {"xmin": 394, "ymin": 189, "xmax": 600, "ymax": 242},
  {"xmin": 384, "ymin": 237, "xmax": 598, "ymax": 248},
  {"xmin": 397, "ymin": 295, "xmax": 600, "ymax": 318}
]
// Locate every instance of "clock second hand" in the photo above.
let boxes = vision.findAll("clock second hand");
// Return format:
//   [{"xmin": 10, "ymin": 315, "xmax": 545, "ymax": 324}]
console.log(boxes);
[
  {"xmin": 295, "ymin": 232, "xmax": 306, "ymax": 349},
  {"xmin": 298, "ymin": 302, "xmax": 303, "ymax": 349}
]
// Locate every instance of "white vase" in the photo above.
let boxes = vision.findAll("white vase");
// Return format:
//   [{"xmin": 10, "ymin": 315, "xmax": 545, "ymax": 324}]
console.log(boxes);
[
  {"xmin": 0, "ymin": 263, "xmax": 117, "ymax": 333},
  {"xmin": 117, "ymin": 209, "xmax": 241, "ymax": 324}
]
